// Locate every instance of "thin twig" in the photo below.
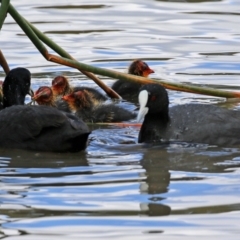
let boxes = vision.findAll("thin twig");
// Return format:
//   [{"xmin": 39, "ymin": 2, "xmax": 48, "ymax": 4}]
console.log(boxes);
[
  {"xmin": 0, "ymin": 0, "xmax": 10, "ymax": 30},
  {"xmin": 8, "ymin": 3, "xmax": 121, "ymax": 99},
  {"xmin": 6, "ymin": 3, "xmax": 240, "ymax": 99},
  {"xmin": 0, "ymin": 49, "xmax": 10, "ymax": 74},
  {"xmin": 48, "ymin": 54, "xmax": 240, "ymax": 99}
]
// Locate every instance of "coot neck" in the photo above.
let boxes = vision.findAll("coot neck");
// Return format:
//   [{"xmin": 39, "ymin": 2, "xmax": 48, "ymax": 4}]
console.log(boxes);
[
  {"xmin": 138, "ymin": 108, "xmax": 170, "ymax": 143},
  {"xmin": 3, "ymin": 85, "xmax": 25, "ymax": 108},
  {"xmin": 144, "ymin": 108, "xmax": 170, "ymax": 127}
]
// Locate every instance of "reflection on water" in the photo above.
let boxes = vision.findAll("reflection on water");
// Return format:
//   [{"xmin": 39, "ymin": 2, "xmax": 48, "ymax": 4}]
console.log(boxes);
[
  {"xmin": 156, "ymin": 0, "xmax": 222, "ymax": 2},
  {"xmin": 1, "ymin": 142, "xmax": 240, "ymax": 238},
  {"xmin": 36, "ymin": 5, "xmax": 109, "ymax": 9},
  {"xmin": 1, "ymin": 0, "xmax": 240, "ymax": 239}
]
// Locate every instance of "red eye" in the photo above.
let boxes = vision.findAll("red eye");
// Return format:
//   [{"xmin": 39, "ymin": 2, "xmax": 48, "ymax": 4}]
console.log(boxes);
[{"xmin": 150, "ymin": 95, "xmax": 156, "ymax": 101}]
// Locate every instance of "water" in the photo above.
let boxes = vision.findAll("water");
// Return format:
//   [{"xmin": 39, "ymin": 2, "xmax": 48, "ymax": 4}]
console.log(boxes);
[{"xmin": 1, "ymin": 0, "xmax": 240, "ymax": 239}]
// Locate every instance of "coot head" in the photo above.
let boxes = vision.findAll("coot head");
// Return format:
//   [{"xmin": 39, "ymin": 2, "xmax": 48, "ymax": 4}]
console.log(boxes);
[
  {"xmin": 2, "ymin": 67, "xmax": 31, "ymax": 108},
  {"xmin": 128, "ymin": 59, "xmax": 154, "ymax": 77},
  {"xmin": 137, "ymin": 84, "xmax": 169, "ymax": 122},
  {"xmin": 33, "ymin": 86, "xmax": 72, "ymax": 113},
  {"xmin": 137, "ymin": 84, "xmax": 172, "ymax": 143},
  {"xmin": 32, "ymin": 86, "xmax": 55, "ymax": 106},
  {"xmin": 62, "ymin": 90, "xmax": 93, "ymax": 112},
  {"xmin": 111, "ymin": 60, "xmax": 155, "ymax": 102},
  {"xmin": 51, "ymin": 75, "xmax": 72, "ymax": 96}
]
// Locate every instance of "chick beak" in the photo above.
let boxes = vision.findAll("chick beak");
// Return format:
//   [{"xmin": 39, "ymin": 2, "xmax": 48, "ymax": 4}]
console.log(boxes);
[
  {"xmin": 148, "ymin": 68, "xmax": 155, "ymax": 74},
  {"xmin": 143, "ymin": 68, "xmax": 155, "ymax": 78},
  {"xmin": 28, "ymin": 88, "xmax": 34, "ymax": 98},
  {"xmin": 62, "ymin": 95, "xmax": 69, "ymax": 101}
]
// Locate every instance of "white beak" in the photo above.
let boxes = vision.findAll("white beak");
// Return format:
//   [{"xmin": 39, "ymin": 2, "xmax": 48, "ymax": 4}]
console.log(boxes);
[{"xmin": 137, "ymin": 90, "xmax": 149, "ymax": 122}]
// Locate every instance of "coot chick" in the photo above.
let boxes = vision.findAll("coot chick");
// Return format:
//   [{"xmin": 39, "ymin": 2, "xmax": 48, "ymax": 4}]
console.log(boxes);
[
  {"xmin": 0, "ymin": 67, "xmax": 90, "ymax": 152},
  {"xmin": 112, "ymin": 59, "xmax": 154, "ymax": 102},
  {"xmin": 51, "ymin": 75, "xmax": 108, "ymax": 102},
  {"xmin": 62, "ymin": 90, "xmax": 136, "ymax": 123},
  {"xmin": 137, "ymin": 83, "xmax": 240, "ymax": 146},
  {"xmin": 33, "ymin": 86, "xmax": 71, "ymax": 112},
  {"xmin": 33, "ymin": 86, "xmax": 55, "ymax": 106}
]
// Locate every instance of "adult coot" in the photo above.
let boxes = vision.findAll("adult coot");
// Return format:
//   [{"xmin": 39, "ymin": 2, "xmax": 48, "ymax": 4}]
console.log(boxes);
[
  {"xmin": 111, "ymin": 59, "xmax": 154, "ymax": 102},
  {"xmin": 137, "ymin": 83, "xmax": 240, "ymax": 146},
  {"xmin": 0, "ymin": 67, "xmax": 90, "ymax": 152}
]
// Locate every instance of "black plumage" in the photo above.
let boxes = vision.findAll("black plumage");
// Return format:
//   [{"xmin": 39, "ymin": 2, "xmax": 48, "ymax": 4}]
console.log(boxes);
[
  {"xmin": 0, "ymin": 68, "xmax": 90, "ymax": 152},
  {"xmin": 137, "ymin": 83, "xmax": 240, "ymax": 146}
]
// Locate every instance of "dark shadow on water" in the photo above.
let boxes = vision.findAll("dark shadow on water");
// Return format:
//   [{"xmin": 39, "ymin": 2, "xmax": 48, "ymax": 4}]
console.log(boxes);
[
  {"xmin": 94, "ymin": 141, "xmax": 240, "ymax": 216},
  {"xmin": 137, "ymin": 142, "xmax": 240, "ymax": 216},
  {"xmin": 0, "ymin": 148, "xmax": 88, "ymax": 169}
]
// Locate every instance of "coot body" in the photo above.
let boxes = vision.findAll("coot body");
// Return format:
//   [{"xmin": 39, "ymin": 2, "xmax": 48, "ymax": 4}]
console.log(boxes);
[
  {"xmin": 137, "ymin": 84, "xmax": 240, "ymax": 146},
  {"xmin": 0, "ymin": 105, "xmax": 90, "ymax": 152},
  {"xmin": 0, "ymin": 68, "xmax": 90, "ymax": 152}
]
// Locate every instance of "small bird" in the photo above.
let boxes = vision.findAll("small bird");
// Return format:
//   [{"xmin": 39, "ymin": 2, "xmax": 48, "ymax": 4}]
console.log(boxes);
[
  {"xmin": 137, "ymin": 83, "xmax": 240, "ymax": 146},
  {"xmin": 32, "ymin": 86, "xmax": 70, "ymax": 112},
  {"xmin": 62, "ymin": 89, "xmax": 136, "ymax": 123},
  {"xmin": 0, "ymin": 68, "xmax": 90, "ymax": 152},
  {"xmin": 33, "ymin": 86, "xmax": 55, "ymax": 106},
  {"xmin": 112, "ymin": 59, "xmax": 154, "ymax": 102},
  {"xmin": 51, "ymin": 75, "xmax": 108, "ymax": 102}
]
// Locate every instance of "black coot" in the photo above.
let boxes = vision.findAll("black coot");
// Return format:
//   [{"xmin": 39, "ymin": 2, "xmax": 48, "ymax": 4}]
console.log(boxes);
[
  {"xmin": 137, "ymin": 83, "xmax": 240, "ymax": 146},
  {"xmin": 0, "ymin": 68, "xmax": 90, "ymax": 152}
]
